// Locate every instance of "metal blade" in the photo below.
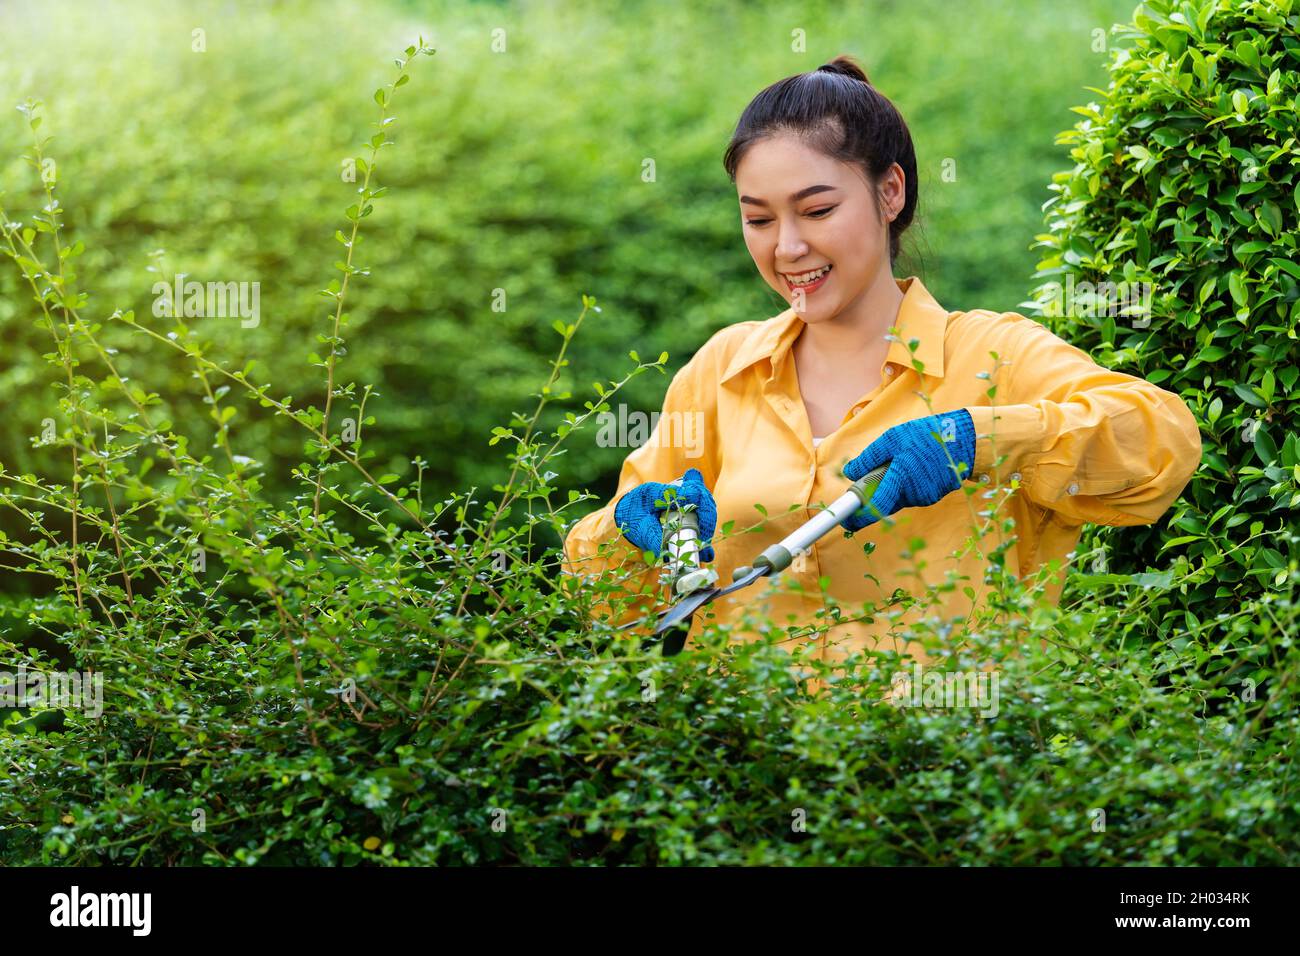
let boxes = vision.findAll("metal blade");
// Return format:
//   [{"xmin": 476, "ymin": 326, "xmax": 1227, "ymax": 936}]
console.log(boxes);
[
  {"xmin": 650, "ymin": 565, "xmax": 769, "ymax": 636},
  {"xmin": 616, "ymin": 564, "xmax": 771, "ymax": 637},
  {"xmin": 650, "ymin": 585, "xmax": 718, "ymax": 635},
  {"xmin": 714, "ymin": 565, "xmax": 768, "ymax": 599}
]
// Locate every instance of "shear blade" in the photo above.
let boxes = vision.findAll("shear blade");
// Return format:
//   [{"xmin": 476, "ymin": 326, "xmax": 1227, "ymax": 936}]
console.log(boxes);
[
  {"xmin": 650, "ymin": 565, "xmax": 769, "ymax": 636},
  {"xmin": 714, "ymin": 565, "xmax": 768, "ymax": 598},
  {"xmin": 651, "ymin": 586, "xmax": 719, "ymax": 635},
  {"xmin": 616, "ymin": 565, "xmax": 770, "ymax": 638}
]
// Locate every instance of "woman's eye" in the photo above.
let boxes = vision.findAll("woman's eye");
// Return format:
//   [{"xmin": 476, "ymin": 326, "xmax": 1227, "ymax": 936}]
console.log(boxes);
[{"xmin": 744, "ymin": 206, "xmax": 836, "ymax": 227}]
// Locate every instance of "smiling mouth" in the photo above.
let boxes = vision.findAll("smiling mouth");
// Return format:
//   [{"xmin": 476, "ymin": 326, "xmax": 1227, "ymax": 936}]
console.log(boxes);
[{"xmin": 782, "ymin": 264, "xmax": 833, "ymax": 290}]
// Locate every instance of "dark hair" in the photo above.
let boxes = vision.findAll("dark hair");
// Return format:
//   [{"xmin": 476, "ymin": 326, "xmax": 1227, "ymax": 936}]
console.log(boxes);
[{"xmin": 723, "ymin": 54, "xmax": 918, "ymax": 268}]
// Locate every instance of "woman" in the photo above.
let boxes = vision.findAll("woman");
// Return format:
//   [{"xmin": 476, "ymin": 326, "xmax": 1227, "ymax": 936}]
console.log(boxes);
[{"xmin": 563, "ymin": 56, "xmax": 1202, "ymax": 675}]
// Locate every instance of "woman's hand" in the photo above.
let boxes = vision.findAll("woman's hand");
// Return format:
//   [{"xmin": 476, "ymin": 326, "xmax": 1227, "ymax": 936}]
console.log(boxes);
[
  {"xmin": 841, "ymin": 410, "xmax": 976, "ymax": 532},
  {"xmin": 614, "ymin": 467, "xmax": 718, "ymax": 561}
]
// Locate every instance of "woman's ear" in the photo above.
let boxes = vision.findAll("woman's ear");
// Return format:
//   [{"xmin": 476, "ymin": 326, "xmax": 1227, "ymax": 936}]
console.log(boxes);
[{"xmin": 877, "ymin": 162, "xmax": 906, "ymax": 222}]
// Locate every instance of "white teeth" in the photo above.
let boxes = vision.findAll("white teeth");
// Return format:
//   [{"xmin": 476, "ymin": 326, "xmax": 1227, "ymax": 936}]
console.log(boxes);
[{"xmin": 786, "ymin": 265, "xmax": 831, "ymax": 285}]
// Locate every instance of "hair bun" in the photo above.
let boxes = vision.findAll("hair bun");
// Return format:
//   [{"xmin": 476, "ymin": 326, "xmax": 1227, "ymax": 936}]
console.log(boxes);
[{"xmin": 816, "ymin": 55, "xmax": 870, "ymax": 85}]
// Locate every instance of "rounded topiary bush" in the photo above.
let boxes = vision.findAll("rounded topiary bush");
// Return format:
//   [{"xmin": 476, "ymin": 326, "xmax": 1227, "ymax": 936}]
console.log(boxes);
[{"xmin": 1027, "ymin": 0, "xmax": 1300, "ymax": 637}]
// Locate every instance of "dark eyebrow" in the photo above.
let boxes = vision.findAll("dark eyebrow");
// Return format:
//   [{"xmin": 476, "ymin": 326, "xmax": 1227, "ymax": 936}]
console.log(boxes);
[{"xmin": 739, "ymin": 184, "xmax": 838, "ymax": 207}]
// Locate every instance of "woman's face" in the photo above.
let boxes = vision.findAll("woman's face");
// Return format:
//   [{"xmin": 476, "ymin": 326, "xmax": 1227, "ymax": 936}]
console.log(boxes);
[{"xmin": 735, "ymin": 132, "xmax": 903, "ymax": 324}]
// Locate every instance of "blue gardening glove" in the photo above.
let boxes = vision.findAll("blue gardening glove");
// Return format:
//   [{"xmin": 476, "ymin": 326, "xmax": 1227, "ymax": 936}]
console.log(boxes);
[
  {"xmin": 614, "ymin": 467, "xmax": 718, "ymax": 562},
  {"xmin": 841, "ymin": 409, "xmax": 977, "ymax": 532}
]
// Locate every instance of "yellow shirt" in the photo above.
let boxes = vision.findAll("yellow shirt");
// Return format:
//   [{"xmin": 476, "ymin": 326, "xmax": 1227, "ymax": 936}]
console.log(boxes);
[{"xmin": 563, "ymin": 275, "xmax": 1202, "ymax": 673}]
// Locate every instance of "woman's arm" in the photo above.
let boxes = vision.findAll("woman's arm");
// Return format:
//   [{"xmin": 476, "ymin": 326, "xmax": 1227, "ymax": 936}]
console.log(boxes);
[
  {"xmin": 562, "ymin": 356, "xmax": 720, "ymax": 585},
  {"xmin": 963, "ymin": 315, "xmax": 1203, "ymax": 527}
]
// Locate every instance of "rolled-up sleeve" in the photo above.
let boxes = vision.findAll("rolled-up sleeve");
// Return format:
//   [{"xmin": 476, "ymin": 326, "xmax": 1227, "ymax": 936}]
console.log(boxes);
[
  {"xmin": 964, "ymin": 315, "xmax": 1202, "ymax": 527},
  {"xmin": 561, "ymin": 357, "xmax": 719, "ymax": 612}
]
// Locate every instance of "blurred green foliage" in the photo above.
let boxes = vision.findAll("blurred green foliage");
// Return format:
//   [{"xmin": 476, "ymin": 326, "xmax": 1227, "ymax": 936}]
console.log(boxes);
[{"xmin": 0, "ymin": 0, "xmax": 1135, "ymax": 521}]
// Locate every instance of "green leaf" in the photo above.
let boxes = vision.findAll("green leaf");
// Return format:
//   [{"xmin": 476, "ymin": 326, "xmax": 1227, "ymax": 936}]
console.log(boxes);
[
  {"xmin": 1252, "ymin": 426, "xmax": 1277, "ymax": 465},
  {"xmin": 1232, "ymin": 383, "xmax": 1266, "ymax": 408},
  {"xmin": 1258, "ymin": 201, "xmax": 1281, "ymax": 237},
  {"xmin": 1127, "ymin": 144, "xmax": 1152, "ymax": 165},
  {"xmin": 1228, "ymin": 271, "xmax": 1247, "ymax": 307},
  {"xmin": 1198, "ymin": 276, "xmax": 1216, "ymax": 306},
  {"xmin": 1270, "ymin": 258, "xmax": 1300, "ymax": 282},
  {"xmin": 1233, "ymin": 40, "xmax": 1259, "ymax": 72}
]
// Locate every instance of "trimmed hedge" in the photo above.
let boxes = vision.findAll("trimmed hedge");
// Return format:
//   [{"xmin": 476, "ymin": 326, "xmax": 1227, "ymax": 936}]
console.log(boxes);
[{"xmin": 1028, "ymin": 0, "xmax": 1300, "ymax": 638}]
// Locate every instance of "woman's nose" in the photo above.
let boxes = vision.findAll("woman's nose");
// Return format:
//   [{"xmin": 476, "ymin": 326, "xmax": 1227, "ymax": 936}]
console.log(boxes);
[{"xmin": 776, "ymin": 226, "xmax": 809, "ymax": 260}]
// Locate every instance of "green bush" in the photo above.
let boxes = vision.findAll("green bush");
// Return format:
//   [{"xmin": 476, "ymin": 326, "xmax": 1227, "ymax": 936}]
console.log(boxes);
[{"xmin": 1027, "ymin": 0, "xmax": 1300, "ymax": 639}]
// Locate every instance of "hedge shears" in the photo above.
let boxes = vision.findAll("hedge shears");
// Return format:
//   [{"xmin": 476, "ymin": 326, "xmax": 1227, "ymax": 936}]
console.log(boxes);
[{"xmin": 626, "ymin": 464, "xmax": 891, "ymax": 655}]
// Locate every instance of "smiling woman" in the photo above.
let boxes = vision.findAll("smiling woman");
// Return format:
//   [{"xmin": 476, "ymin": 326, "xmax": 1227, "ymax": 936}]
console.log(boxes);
[
  {"xmin": 729, "ymin": 57, "xmax": 914, "ymax": 323},
  {"xmin": 728, "ymin": 58, "xmax": 915, "ymax": 437},
  {"xmin": 563, "ymin": 54, "xmax": 1202, "ymax": 682}
]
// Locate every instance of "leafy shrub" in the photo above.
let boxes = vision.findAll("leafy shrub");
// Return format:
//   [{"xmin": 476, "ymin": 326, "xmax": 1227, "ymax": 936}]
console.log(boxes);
[{"xmin": 1027, "ymin": 0, "xmax": 1300, "ymax": 639}]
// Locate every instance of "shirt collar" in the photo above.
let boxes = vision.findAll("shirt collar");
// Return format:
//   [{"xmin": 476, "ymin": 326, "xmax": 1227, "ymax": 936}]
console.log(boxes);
[{"xmin": 720, "ymin": 275, "xmax": 950, "ymax": 385}]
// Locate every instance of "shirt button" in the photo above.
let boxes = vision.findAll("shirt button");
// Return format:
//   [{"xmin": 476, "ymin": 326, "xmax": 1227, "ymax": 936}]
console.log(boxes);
[{"xmin": 1067, "ymin": 482, "xmax": 1080, "ymax": 495}]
